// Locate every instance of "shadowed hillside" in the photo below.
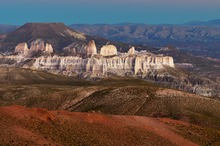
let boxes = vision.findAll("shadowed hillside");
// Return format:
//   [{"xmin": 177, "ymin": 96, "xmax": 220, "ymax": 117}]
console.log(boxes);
[
  {"xmin": 0, "ymin": 67, "xmax": 219, "ymax": 145},
  {"xmin": 0, "ymin": 24, "xmax": 17, "ymax": 34},
  {"xmin": 1, "ymin": 23, "xmax": 86, "ymax": 52},
  {"xmin": 0, "ymin": 68, "xmax": 220, "ymax": 132}
]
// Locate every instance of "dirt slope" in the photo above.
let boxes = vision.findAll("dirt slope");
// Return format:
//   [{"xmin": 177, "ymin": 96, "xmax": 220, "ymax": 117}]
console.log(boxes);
[{"xmin": 0, "ymin": 106, "xmax": 199, "ymax": 146}]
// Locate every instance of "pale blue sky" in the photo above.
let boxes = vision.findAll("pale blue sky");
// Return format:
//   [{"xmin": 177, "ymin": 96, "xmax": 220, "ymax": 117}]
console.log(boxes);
[{"xmin": 0, "ymin": 0, "xmax": 220, "ymax": 25}]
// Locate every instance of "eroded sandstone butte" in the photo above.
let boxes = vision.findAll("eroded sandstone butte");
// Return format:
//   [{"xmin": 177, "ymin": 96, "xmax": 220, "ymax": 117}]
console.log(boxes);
[{"xmin": 1, "ymin": 40, "xmax": 174, "ymax": 77}]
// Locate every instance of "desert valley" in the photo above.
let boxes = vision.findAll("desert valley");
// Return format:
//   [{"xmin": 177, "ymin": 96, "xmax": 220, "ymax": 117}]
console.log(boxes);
[{"xmin": 0, "ymin": 21, "xmax": 220, "ymax": 145}]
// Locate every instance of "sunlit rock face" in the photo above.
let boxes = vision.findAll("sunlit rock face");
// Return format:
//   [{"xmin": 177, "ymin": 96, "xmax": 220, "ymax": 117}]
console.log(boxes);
[
  {"xmin": 30, "ymin": 40, "xmax": 45, "ymax": 52},
  {"xmin": 134, "ymin": 55, "xmax": 174, "ymax": 74},
  {"xmin": 44, "ymin": 44, "xmax": 53, "ymax": 53},
  {"xmin": 100, "ymin": 45, "xmax": 117, "ymax": 57},
  {"xmin": 4, "ymin": 39, "xmax": 175, "ymax": 76},
  {"xmin": 32, "ymin": 40, "xmax": 175, "ymax": 76},
  {"xmin": 14, "ymin": 40, "xmax": 53, "ymax": 57},
  {"xmin": 15, "ymin": 43, "xmax": 30, "ymax": 56},
  {"xmin": 86, "ymin": 40, "xmax": 97, "ymax": 56},
  {"xmin": 30, "ymin": 40, "xmax": 53, "ymax": 54},
  {"xmin": 128, "ymin": 47, "xmax": 135, "ymax": 55}
]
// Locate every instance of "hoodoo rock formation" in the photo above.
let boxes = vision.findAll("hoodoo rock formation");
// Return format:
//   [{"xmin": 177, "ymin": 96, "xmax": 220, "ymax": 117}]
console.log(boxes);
[
  {"xmin": 45, "ymin": 43, "xmax": 54, "ymax": 53},
  {"xmin": 30, "ymin": 40, "xmax": 45, "ymax": 52},
  {"xmin": 100, "ymin": 45, "xmax": 117, "ymax": 57},
  {"xmin": 15, "ymin": 40, "xmax": 53, "ymax": 56},
  {"xmin": 15, "ymin": 43, "xmax": 29, "ymax": 56},
  {"xmin": 86, "ymin": 40, "xmax": 97, "ymax": 56},
  {"xmin": 128, "ymin": 47, "xmax": 135, "ymax": 55}
]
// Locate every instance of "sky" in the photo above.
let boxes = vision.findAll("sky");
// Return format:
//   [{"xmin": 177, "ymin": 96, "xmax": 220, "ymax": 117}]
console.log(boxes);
[{"xmin": 0, "ymin": 0, "xmax": 220, "ymax": 25}]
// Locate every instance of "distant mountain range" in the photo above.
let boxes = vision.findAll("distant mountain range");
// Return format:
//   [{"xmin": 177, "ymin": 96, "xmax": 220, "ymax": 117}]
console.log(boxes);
[
  {"xmin": 184, "ymin": 19, "xmax": 220, "ymax": 26},
  {"xmin": 1, "ymin": 19, "xmax": 220, "ymax": 58},
  {"xmin": 70, "ymin": 19, "xmax": 220, "ymax": 58},
  {"xmin": 0, "ymin": 24, "xmax": 18, "ymax": 34}
]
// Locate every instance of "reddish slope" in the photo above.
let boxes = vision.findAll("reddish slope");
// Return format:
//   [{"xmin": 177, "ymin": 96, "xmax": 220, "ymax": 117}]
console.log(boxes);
[{"xmin": 0, "ymin": 106, "xmax": 198, "ymax": 146}]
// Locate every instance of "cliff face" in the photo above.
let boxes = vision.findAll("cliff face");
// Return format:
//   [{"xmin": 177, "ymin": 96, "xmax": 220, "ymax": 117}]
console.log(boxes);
[
  {"xmin": 15, "ymin": 40, "xmax": 53, "ymax": 57},
  {"xmin": 4, "ymin": 40, "xmax": 175, "ymax": 76},
  {"xmin": 2, "ymin": 40, "xmax": 219, "ymax": 98},
  {"xmin": 15, "ymin": 43, "xmax": 29, "ymax": 56},
  {"xmin": 100, "ymin": 45, "xmax": 117, "ymax": 57},
  {"xmin": 32, "ymin": 53, "xmax": 174, "ymax": 76},
  {"xmin": 128, "ymin": 47, "xmax": 135, "ymax": 55},
  {"xmin": 86, "ymin": 40, "xmax": 97, "ymax": 55},
  {"xmin": 0, "ymin": 55, "xmax": 25, "ymax": 67}
]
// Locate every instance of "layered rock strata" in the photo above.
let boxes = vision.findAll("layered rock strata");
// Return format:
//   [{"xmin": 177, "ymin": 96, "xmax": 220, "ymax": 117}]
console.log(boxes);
[
  {"xmin": 0, "ymin": 55, "xmax": 25, "ymax": 67},
  {"xmin": 32, "ymin": 53, "xmax": 174, "ymax": 76},
  {"xmin": 7, "ymin": 40, "xmax": 175, "ymax": 76}
]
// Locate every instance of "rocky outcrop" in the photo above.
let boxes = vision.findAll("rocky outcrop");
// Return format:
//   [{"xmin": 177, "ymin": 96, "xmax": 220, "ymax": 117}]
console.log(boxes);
[
  {"xmin": 32, "ymin": 53, "xmax": 174, "ymax": 76},
  {"xmin": 14, "ymin": 40, "xmax": 53, "ymax": 56},
  {"xmin": 15, "ymin": 43, "xmax": 30, "ymax": 56},
  {"xmin": 45, "ymin": 44, "xmax": 54, "ymax": 53},
  {"xmin": 128, "ymin": 47, "xmax": 135, "ymax": 55},
  {"xmin": 100, "ymin": 45, "xmax": 117, "ymax": 57},
  {"xmin": 86, "ymin": 40, "xmax": 97, "ymax": 56},
  {"xmin": 30, "ymin": 40, "xmax": 45, "ymax": 52},
  {"xmin": 30, "ymin": 40, "xmax": 53, "ymax": 54},
  {"xmin": 12, "ymin": 40, "xmax": 175, "ymax": 76},
  {"xmin": 0, "ymin": 55, "xmax": 26, "ymax": 67},
  {"xmin": 12, "ymin": 40, "xmax": 175, "ymax": 77}
]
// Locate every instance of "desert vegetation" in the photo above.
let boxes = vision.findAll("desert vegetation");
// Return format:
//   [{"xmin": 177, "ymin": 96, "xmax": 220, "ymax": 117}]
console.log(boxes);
[{"xmin": 0, "ymin": 67, "xmax": 220, "ymax": 145}]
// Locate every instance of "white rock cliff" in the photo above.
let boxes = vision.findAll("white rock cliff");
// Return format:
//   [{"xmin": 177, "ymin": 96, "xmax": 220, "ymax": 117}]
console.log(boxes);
[
  {"xmin": 86, "ymin": 40, "xmax": 97, "ymax": 55},
  {"xmin": 32, "ymin": 43, "xmax": 174, "ymax": 76},
  {"xmin": 4, "ymin": 40, "xmax": 175, "ymax": 77},
  {"xmin": 100, "ymin": 45, "xmax": 117, "ymax": 57}
]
